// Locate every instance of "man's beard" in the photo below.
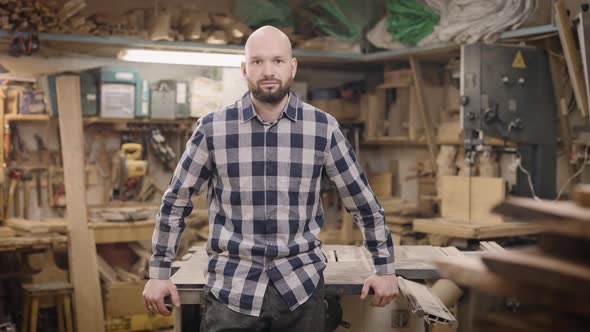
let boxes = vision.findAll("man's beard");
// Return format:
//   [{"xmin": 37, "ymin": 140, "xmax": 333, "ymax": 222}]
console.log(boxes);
[{"xmin": 249, "ymin": 77, "xmax": 292, "ymax": 104}]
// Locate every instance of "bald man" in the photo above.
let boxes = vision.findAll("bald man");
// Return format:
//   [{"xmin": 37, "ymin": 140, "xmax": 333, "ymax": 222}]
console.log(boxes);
[{"xmin": 143, "ymin": 26, "xmax": 398, "ymax": 331}]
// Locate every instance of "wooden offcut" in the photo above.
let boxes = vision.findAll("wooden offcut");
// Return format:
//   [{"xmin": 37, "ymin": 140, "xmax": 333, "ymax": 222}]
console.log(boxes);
[
  {"xmin": 555, "ymin": 0, "xmax": 588, "ymax": 117},
  {"xmin": 413, "ymin": 218, "xmax": 543, "ymax": 239},
  {"xmin": 482, "ymin": 251, "xmax": 590, "ymax": 294},
  {"xmin": 441, "ymin": 176, "xmax": 505, "ymax": 224},
  {"xmin": 56, "ymin": 75, "xmax": 105, "ymax": 332},
  {"xmin": 409, "ymin": 56, "xmax": 437, "ymax": 170},
  {"xmin": 398, "ymin": 277, "xmax": 457, "ymax": 327}
]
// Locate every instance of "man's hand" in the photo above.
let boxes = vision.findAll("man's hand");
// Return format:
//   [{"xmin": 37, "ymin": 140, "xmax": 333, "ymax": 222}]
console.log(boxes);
[
  {"xmin": 360, "ymin": 274, "xmax": 399, "ymax": 307},
  {"xmin": 142, "ymin": 279, "xmax": 180, "ymax": 316}
]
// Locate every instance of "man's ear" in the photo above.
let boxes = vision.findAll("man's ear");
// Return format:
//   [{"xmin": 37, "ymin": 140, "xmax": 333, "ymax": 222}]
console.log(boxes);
[
  {"xmin": 291, "ymin": 57, "xmax": 298, "ymax": 79},
  {"xmin": 241, "ymin": 61, "xmax": 247, "ymax": 78}
]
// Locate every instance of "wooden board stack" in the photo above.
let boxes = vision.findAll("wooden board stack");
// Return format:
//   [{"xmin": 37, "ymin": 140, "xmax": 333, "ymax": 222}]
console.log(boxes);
[{"xmin": 434, "ymin": 185, "xmax": 590, "ymax": 331}]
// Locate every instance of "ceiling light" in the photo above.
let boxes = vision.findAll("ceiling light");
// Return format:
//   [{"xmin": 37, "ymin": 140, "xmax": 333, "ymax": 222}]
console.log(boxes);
[{"xmin": 118, "ymin": 49, "xmax": 244, "ymax": 67}]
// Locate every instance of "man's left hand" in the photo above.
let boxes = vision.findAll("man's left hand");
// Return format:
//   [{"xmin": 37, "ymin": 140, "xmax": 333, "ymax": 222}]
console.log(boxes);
[{"xmin": 360, "ymin": 274, "xmax": 399, "ymax": 307}]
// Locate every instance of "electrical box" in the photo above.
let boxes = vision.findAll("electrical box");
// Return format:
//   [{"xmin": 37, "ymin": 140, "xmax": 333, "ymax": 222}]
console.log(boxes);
[
  {"xmin": 84, "ymin": 67, "xmax": 142, "ymax": 119},
  {"xmin": 150, "ymin": 80, "xmax": 190, "ymax": 119},
  {"xmin": 41, "ymin": 71, "xmax": 98, "ymax": 117}
]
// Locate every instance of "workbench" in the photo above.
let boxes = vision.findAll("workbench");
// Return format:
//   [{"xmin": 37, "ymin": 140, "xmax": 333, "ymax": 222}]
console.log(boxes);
[{"xmin": 170, "ymin": 244, "xmax": 464, "ymax": 331}]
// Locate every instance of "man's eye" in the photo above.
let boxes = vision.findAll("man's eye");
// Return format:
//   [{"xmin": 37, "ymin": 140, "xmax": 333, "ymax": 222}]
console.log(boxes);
[
  {"xmin": 275, "ymin": 59, "xmax": 283, "ymax": 64},
  {"xmin": 253, "ymin": 60, "xmax": 261, "ymax": 64}
]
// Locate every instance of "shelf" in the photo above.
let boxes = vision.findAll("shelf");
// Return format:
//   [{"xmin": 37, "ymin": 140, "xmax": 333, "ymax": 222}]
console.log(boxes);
[
  {"xmin": 83, "ymin": 117, "xmax": 196, "ymax": 125},
  {"xmin": 90, "ymin": 220, "xmax": 155, "ymax": 244},
  {"xmin": 498, "ymin": 24, "xmax": 558, "ymax": 39},
  {"xmin": 362, "ymin": 137, "xmax": 429, "ymax": 147},
  {"xmin": 0, "ymin": 30, "xmax": 362, "ymax": 64},
  {"xmin": 0, "ymin": 25, "xmax": 558, "ymax": 66},
  {"xmin": 5, "ymin": 114, "xmax": 51, "ymax": 122}
]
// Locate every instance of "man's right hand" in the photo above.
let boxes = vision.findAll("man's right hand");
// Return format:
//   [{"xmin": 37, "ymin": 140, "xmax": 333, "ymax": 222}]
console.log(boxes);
[{"xmin": 142, "ymin": 279, "xmax": 180, "ymax": 316}]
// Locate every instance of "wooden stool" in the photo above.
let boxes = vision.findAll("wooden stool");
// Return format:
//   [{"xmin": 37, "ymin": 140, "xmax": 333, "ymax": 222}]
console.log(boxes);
[{"xmin": 22, "ymin": 282, "xmax": 74, "ymax": 332}]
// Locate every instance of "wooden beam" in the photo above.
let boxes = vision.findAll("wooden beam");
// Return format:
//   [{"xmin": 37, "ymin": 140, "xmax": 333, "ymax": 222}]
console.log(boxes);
[
  {"xmin": 546, "ymin": 37, "xmax": 576, "ymax": 182},
  {"xmin": 555, "ymin": 0, "xmax": 589, "ymax": 117},
  {"xmin": 56, "ymin": 75, "xmax": 105, "ymax": 332},
  {"xmin": 0, "ymin": 90, "xmax": 4, "ymax": 220},
  {"xmin": 409, "ymin": 56, "xmax": 438, "ymax": 171}
]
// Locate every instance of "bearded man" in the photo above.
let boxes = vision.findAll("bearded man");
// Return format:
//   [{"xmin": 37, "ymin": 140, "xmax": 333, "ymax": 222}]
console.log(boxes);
[{"xmin": 142, "ymin": 25, "xmax": 398, "ymax": 332}]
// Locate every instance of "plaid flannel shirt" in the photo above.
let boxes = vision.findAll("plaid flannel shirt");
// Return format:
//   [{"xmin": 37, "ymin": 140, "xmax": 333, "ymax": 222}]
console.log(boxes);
[{"xmin": 150, "ymin": 91, "xmax": 395, "ymax": 317}]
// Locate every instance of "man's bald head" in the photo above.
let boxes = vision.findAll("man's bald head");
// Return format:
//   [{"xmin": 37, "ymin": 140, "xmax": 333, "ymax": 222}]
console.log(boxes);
[
  {"xmin": 241, "ymin": 25, "xmax": 297, "ymax": 105},
  {"xmin": 244, "ymin": 26, "xmax": 293, "ymax": 60}
]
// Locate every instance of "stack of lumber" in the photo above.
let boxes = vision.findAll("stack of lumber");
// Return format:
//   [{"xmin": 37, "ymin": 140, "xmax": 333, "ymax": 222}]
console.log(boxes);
[
  {"xmin": 0, "ymin": 218, "xmax": 68, "ymax": 251},
  {"xmin": 381, "ymin": 197, "xmax": 425, "ymax": 245},
  {"xmin": 0, "ymin": 0, "xmax": 253, "ymax": 44},
  {"xmin": 434, "ymin": 185, "xmax": 590, "ymax": 332},
  {"xmin": 97, "ymin": 242, "xmax": 151, "ymax": 282},
  {"xmin": 3, "ymin": 218, "xmax": 68, "ymax": 234}
]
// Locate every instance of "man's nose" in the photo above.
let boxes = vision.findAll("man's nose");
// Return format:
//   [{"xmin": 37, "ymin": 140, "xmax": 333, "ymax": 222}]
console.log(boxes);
[{"xmin": 262, "ymin": 62, "xmax": 274, "ymax": 76}]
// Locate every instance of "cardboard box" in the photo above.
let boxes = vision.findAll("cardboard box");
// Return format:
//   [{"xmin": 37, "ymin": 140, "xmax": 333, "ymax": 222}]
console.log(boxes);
[
  {"xmin": 384, "ymin": 69, "xmax": 413, "ymax": 87},
  {"xmin": 104, "ymin": 281, "xmax": 148, "ymax": 317},
  {"xmin": 106, "ymin": 313, "xmax": 173, "ymax": 332},
  {"xmin": 312, "ymin": 99, "xmax": 360, "ymax": 121}
]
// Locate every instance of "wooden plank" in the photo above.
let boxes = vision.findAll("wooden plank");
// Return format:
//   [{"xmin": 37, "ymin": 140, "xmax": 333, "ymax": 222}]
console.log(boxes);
[
  {"xmin": 172, "ymin": 245, "xmax": 451, "ymax": 293},
  {"xmin": 441, "ymin": 176, "xmax": 505, "ymax": 224},
  {"xmin": 479, "ymin": 311, "xmax": 589, "ymax": 332},
  {"xmin": 409, "ymin": 56, "xmax": 437, "ymax": 170},
  {"xmin": 398, "ymin": 277, "xmax": 457, "ymax": 327},
  {"xmin": 539, "ymin": 232, "xmax": 590, "ymax": 264},
  {"xmin": 0, "ymin": 226, "xmax": 16, "ymax": 237},
  {"xmin": 91, "ymin": 220, "xmax": 155, "ymax": 244},
  {"xmin": 555, "ymin": 0, "xmax": 588, "ymax": 117},
  {"xmin": 0, "ymin": 234, "xmax": 67, "ymax": 252},
  {"xmin": 4, "ymin": 218, "xmax": 68, "ymax": 234},
  {"xmin": 56, "ymin": 75, "xmax": 105, "ymax": 332},
  {"xmin": 413, "ymin": 218, "xmax": 543, "ymax": 239},
  {"xmin": 482, "ymin": 251, "xmax": 590, "ymax": 292},
  {"xmin": 492, "ymin": 198, "xmax": 590, "ymax": 239},
  {"xmin": 546, "ymin": 37, "xmax": 575, "ymax": 180},
  {"xmin": 435, "ymin": 256, "xmax": 590, "ymax": 316},
  {"xmin": 479, "ymin": 241, "xmax": 506, "ymax": 253},
  {"xmin": 96, "ymin": 255, "xmax": 119, "ymax": 284},
  {"xmin": 441, "ymin": 176, "xmax": 470, "ymax": 221},
  {"xmin": 0, "ymin": 90, "xmax": 4, "ymax": 220}
]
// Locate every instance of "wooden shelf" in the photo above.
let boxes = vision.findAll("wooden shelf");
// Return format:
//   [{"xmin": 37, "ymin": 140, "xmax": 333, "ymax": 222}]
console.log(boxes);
[
  {"xmin": 5, "ymin": 114, "xmax": 51, "ymax": 122},
  {"xmin": 83, "ymin": 117, "xmax": 196, "ymax": 125},
  {"xmin": 0, "ymin": 25, "xmax": 557, "ymax": 65},
  {"xmin": 362, "ymin": 137, "xmax": 428, "ymax": 147},
  {"xmin": 90, "ymin": 220, "xmax": 155, "ymax": 244},
  {"xmin": 413, "ymin": 218, "xmax": 544, "ymax": 239}
]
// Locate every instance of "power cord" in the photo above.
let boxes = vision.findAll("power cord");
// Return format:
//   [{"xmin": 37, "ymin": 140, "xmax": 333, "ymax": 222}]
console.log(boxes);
[
  {"xmin": 516, "ymin": 142, "xmax": 590, "ymax": 201},
  {"xmin": 515, "ymin": 154, "xmax": 541, "ymax": 202},
  {"xmin": 555, "ymin": 142, "xmax": 590, "ymax": 201}
]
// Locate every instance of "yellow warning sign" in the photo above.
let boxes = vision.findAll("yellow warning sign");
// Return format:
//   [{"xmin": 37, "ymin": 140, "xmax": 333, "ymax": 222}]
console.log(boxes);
[{"xmin": 512, "ymin": 50, "xmax": 526, "ymax": 69}]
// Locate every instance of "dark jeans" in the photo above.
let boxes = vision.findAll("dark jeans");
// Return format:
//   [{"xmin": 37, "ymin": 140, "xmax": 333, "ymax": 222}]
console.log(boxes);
[{"xmin": 200, "ymin": 279, "xmax": 325, "ymax": 332}]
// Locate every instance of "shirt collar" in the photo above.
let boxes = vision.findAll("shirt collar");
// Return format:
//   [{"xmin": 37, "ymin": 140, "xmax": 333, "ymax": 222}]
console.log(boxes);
[{"xmin": 240, "ymin": 91, "xmax": 299, "ymax": 123}]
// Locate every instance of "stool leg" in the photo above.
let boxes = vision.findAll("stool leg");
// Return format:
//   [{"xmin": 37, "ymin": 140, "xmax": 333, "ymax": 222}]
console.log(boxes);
[
  {"xmin": 22, "ymin": 294, "xmax": 30, "ymax": 332},
  {"xmin": 30, "ymin": 296, "xmax": 39, "ymax": 332},
  {"xmin": 57, "ymin": 295, "xmax": 65, "ymax": 332},
  {"xmin": 63, "ymin": 294, "xmax": 73, "ymax": 332}
]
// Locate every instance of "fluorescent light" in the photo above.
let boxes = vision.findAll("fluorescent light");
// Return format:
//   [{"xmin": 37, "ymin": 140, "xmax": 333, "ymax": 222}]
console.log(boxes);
[{"xmin": 118, "ymin": 49, "xmax": 244, "ymax": 67}]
